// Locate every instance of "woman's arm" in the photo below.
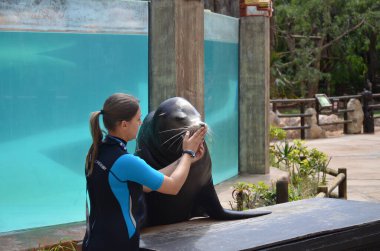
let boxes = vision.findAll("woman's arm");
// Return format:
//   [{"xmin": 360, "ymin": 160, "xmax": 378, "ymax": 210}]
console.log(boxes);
[
  {"xmin": 116, "ymin": 128, "xmax": 204, "ymax": 193},
  {"xmin": 142, "ymin": 159, "xmax": 180, "ymax": 192},
  {"xmin": 155, "ymin": 141, "xmax": 205, "ymax": 176},
  {"xmin": 159, "ymin": 158, "xmax": 181, "ymax": 176},
  {"xmin": 156, "ymin": 154, "xmax": 193, "ymax": 195},
  {"xmin": 143, "ymin": 142, "xmax": 205, "ymax": 192}
]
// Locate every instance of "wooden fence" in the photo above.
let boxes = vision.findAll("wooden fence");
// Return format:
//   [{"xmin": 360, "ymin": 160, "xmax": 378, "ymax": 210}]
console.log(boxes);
[
  {"xmin": 271, "ymin": 92, "xmax": 380, "ymax": 139},
  {"xmin": 316, "ymin": 168, "xmax": 347, "ymax": 199},
  {"xmin": 276, "ymin": 167, "xmax": 347, "ymax": 203}
]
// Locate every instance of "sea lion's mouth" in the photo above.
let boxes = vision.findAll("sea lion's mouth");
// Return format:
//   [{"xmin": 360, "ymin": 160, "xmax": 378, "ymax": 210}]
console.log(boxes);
[
  {"xmin": 188, "ymin": 122, "xmax": 207, "ymax": 136},
  {"xmin": 158, "ymin": 122, "xmax": 208, "ymax": 153}
]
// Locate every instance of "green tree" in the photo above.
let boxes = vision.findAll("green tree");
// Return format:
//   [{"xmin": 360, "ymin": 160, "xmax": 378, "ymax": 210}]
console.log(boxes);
[{"xmin": 271, "ymin": 0, "xmax": 380, "ymax": 98}]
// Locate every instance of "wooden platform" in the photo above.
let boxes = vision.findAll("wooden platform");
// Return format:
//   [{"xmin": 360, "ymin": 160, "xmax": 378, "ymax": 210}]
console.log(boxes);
[
  {"xmin": 140, "ymin": 198, "xmax": 380, "ymax": 250},
  {"xmin": 1, "ymin": 198, "xmax": 380, "ymax": 250},
  {"xmin": 0, "ymin": 222, "xmax": 85, "ymax": 251}
]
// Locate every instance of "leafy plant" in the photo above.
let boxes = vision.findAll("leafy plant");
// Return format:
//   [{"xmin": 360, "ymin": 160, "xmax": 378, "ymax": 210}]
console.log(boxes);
[
  {"xmin": 251, "ymin": 181, "xmax": 277, "ymax": 207},
  {"xmin": 230, "ymin": 181, "xmax": 276, "ymax": 211},
  {"xmin": 36, "ymin": 241, "xmax": 77, "ymax": 251},
  {"xmin": 232, "ymin": 126, "xmax": 333, "ymax": 211},
  {"xmin": 270, "ymin": 135, "xmax": 332, "ymax": 199},
  {"xmin": 270, "ymin": 126, "xmax": 287, "ymax": 142},
  {"xmin": 230, "ymin": 182, "xmax": 253, "ymax": 211}
]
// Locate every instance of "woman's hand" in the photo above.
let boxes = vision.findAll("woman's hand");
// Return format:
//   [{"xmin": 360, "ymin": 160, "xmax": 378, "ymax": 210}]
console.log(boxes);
[
  {"xmin": 156, "ymin": 126, "xmax": 207, "ymax": 195},
  {"xmin": 191, "ymin": 142, "xmax": 205, "ymax": 163},
  {"xmin": 182, "ymin": 127, "xmax": 207, "ymax": 153}
]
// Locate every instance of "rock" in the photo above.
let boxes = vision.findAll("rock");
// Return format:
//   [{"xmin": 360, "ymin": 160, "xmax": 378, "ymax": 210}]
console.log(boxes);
[
  {"xmin": 304, "ymin": 108, "xmax": 325, "ymax": 139},
  {"xmin": 346, "ymin": 98, "xmax": 364, "ymax": 134},
  {"xmin": 376, "ymin": 119, "xmax": 380, "ymax": 127},
  {"xmin": 319, "ymin": 114, "xmax": 344, "ymax": 131},
  {"xmin": 286, "ymin": 129, "xmax": 300, "ymax": 139},
  {"xmin": 305, "ymin": 108, "xmax": 318, "ymax": 126},
  {"xmin": 269, "ymin": 110, "xmax": 280, "ymax": 126},
  {"xmin": 279, "ymin": 116, "xmax": 300, "ymax": 127}
]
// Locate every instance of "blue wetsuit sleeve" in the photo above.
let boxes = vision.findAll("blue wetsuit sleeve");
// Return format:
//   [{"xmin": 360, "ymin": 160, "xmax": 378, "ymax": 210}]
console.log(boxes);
[{"xmin": 111, "ymin": 154, "xmax": 164, "ymax": 190}]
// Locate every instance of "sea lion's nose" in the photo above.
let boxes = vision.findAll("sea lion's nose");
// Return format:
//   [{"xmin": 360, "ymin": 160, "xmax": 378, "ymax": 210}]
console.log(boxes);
[{"xmin": 199, "ymin": 122, "xmax": 208, "ymax": 132}]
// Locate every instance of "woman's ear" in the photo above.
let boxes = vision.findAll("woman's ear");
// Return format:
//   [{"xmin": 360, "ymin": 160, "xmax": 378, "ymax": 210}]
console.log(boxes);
[{"xmin": 121, "ymin": 120, "xmax": 129, "ymax": 128}]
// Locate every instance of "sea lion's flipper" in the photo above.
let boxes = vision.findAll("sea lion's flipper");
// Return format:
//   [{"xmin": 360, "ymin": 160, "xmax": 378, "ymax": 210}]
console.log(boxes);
[{"xmin": 197, "ymin": 180, "xmax": 271, "ymax": 220}]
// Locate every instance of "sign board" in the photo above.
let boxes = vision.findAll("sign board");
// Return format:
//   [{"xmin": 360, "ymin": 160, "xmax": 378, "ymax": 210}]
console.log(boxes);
[
  {"xmin": 315, "ymin": 94, "xmax": 332, "ymax": 109},
  {"xmin": 240, "ymin": 0, "xmax": 273, "ymax": 17}
]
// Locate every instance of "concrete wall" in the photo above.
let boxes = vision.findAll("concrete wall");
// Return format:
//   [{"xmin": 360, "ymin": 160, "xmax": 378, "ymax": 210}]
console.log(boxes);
[
  {"xmin": 239, "ymin": 16, "xmax": 270, "ymax": 174},
  {"xmin": 149, "ymin": 0, "xmax": 204, "ymax": 116}
]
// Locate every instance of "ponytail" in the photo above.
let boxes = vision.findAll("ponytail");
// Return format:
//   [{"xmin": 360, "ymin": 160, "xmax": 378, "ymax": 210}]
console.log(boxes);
[
  {"xmin": 85, "ymin": 93, "xmax": 140, "ymax": 175},
  {"xmin": 85, "ymin": 111, "xmax": 103, "ymax": 176}
]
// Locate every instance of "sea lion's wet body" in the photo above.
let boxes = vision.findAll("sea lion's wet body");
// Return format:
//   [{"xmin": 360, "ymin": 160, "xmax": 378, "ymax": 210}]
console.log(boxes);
[{"xmin": 136, "ymin": 97, "xmax": 270, "ymax": 226}]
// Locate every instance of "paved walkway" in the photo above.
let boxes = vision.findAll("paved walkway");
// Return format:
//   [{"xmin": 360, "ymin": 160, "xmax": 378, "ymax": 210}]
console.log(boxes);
[
  {"xmin": 303, "ymin": 127, "xmax": 380, "ymax": 202},
  {"xmin": 215, "ymin": 127, "xmax": 380, "ymax": 208}
]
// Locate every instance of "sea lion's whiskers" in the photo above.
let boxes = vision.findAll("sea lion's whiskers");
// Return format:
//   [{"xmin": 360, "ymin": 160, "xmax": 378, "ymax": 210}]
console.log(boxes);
[
  {"xmin": 205, "ymin": 127, "xmax": 214, "ymax": 144},
  {"xmin": 176, "ymin": 140, "xmax": 183, "ymax": 152},
  {"xmin": 187, "ymin": 126, "xmax": 199, "ymax": 137},
  {"xmin": 161, "ymin": 130, "xmax": 186, "ymax": 146},
  {"xmin": 206, "ymin": 127, "xmax": 213, "ymax": 137},
  {"xmin": 168, "ymin": 133, "xmax": 185, "ymax": 150},
  {"xmin": 158, "ymin": 127, "xmax": 189, "ymax": 134}
]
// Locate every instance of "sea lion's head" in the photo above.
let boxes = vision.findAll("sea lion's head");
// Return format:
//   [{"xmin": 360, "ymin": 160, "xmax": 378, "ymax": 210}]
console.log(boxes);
[{"xmin": 151, "ymin": 97, "xmax": 206, "ymax": 157}]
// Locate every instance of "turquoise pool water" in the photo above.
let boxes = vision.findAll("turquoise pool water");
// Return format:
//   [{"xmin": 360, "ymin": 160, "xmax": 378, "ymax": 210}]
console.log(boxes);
[
  {"xmin": 0, "ymin": 31, "xmax": 149, "ymax": 233},
  {"xmin": 0, "ymin": 32, "xmax": 239, "ymax": 233},
  {"xmin": 204, "ymin": 40, "xmax": 239, "ymax": 184}
]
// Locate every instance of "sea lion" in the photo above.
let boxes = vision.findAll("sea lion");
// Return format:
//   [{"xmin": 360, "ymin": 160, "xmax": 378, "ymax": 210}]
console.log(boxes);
[{"xmin": 136, "ymin": 97, "xmax": 271, "ymax": 226}]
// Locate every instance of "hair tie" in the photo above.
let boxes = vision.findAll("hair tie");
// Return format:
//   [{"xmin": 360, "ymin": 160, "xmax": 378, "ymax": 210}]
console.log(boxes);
[{"xmin": 100, "ymin": 109, "xmax": 104, "ymax": 115}]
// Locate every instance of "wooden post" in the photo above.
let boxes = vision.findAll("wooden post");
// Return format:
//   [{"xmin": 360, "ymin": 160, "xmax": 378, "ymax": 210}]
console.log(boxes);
[
  {"xmin": 317, "ymin": 185, "xmax": 328, "ymax": 198},
  {"xmin": 272, "ymin": 102, "xmax": 277, "ymax": 112},
  {"xmin": 276, "ymin": 177, "xmax": 289, "ymax": 204},
  {"xmin": 361, "ymin": 90, "xmax": 374, "ymax": 134},
  {"xmin": 300, "ymin": 103, "xmax": 305, "ymax": 140},
  {"xmin": 149, "ymin": 0, "xmax": 204, "ymax": 115},
  {"xmin": 315, "ymin": 98, "xmax": 320, "ymax": 126},
  {"xmin": 338, "ymin": 168, "xmax": 347, "ymax": 199},
  {"xmin": 343, "ymin": 100, "xmax": 348, "ymax": 134},
  {"xmin": 239, "ymin": 16, "xmax": 270, "ymax": 174}
]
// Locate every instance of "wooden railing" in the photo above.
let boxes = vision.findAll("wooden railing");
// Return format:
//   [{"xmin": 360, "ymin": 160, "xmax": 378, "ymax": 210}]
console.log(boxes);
[
  {"xmin": 271, "ymin": 92, "xmax": 380, "ymax": 139},
  {"xmin": 316, "ymin": 168, "xmax": 347, "ymax": 199},
  {"xmin": 315, "ymin": 95, "xmax": 359, "ymax": 134},
  {"xmin": 271, "ymin": 98, "xmax": 313, "ymax": 139},
  {"xmin": 369, "ymin": 93, "xmax": 380, "ymax": 119},
  {"xmin": 275, "ymin": 167, "xmax": 347, "ymax": 203}
]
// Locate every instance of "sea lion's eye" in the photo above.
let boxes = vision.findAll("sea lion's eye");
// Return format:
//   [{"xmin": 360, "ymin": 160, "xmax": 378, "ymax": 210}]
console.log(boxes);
[{"xmin": 175, "ymin": 112, "xmax": 187, "ymax": 121}]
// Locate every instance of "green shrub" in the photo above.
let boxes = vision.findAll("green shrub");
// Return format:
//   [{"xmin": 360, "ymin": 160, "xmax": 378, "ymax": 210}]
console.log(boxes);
[
  {"xmin": 230, "ymin": 181, "xmax": 276, "ymax": 210},
  {"xmin": 36, "ymin": 241, "xmax": 77, "ymax": 251},
  {"xmin": 231, "ymin": 127, "xmax": 331, "ymax": 210},
  {"xmin": 270, "ymin": 125, "xmax": 287, "ymax": 141}
]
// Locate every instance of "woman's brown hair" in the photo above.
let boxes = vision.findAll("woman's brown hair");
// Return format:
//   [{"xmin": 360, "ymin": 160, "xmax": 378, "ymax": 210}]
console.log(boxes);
[{"xmin": 85, "ymin": 93, "xmax": 139, "ymax": 175}]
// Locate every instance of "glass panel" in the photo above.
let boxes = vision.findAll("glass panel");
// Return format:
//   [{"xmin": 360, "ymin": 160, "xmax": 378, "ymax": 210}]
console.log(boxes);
[
  {"xmin": 204, "ymin": 12, "xmax": 239, "ymax": 184},
  {"xmin": 0, "ymin": 1, "xmax": 148, "ymax": 233}
]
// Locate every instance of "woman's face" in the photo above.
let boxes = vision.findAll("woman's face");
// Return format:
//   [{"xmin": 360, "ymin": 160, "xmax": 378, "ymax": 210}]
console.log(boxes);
[{"xmin": 124, "ymin": 108, "xmax": 142, "ymax": 141}]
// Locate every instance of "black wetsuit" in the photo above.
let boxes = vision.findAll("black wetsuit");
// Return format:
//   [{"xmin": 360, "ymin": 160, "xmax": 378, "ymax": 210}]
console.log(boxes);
[{"xmin": 83, "ymin": 135, "xmax": 164, "ymax": 251}]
